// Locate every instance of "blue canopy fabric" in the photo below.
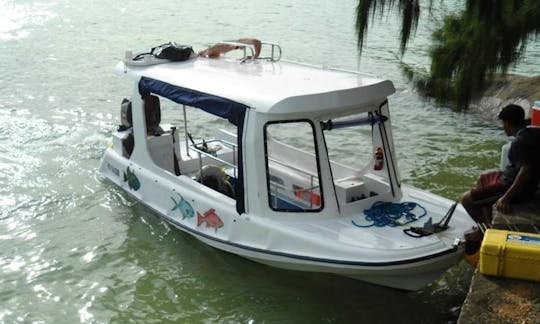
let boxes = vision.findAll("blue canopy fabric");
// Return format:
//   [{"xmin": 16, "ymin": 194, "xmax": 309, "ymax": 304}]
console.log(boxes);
[
  {"xmin": 138, "ymin": 77, "xmax": 248, "ymax": 126},
  {"xmin": 138, "ymin": 77, "xmax": 247, "ymax": 214}
]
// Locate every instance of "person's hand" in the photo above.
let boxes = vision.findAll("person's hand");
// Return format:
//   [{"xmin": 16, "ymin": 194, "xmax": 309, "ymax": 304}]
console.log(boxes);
[{"xmin": 494, "ymin": 195, "xmax": 511, "ymax": 213}]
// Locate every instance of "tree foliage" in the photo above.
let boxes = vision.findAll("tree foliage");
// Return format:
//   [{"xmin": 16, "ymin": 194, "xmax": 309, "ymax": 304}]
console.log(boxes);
[{"xmin": 356, "ymin": 0, "xmax": 540, "ymax": 109}]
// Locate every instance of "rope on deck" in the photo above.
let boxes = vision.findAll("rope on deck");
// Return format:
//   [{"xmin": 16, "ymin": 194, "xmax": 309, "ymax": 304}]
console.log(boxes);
[{"xmin": 352, "ymin": 201, "xmax": 427, "ymax": 228}]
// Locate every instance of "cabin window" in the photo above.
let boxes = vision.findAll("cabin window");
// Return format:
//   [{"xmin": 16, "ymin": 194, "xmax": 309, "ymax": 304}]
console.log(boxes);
[
  {"xmin": 264, "ymin": 120, "xmax": 323, "ymax": 212},
  {"xmin": 322, "ymin": 115, "xmax": 373, "ymax": 170},
  {"xmin": 322, "ymin": 113, "xmax": 392, "ymax": 203}
]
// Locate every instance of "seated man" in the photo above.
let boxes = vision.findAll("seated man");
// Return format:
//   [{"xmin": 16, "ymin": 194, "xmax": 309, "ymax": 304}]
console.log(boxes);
[
  {"xmin": 198, "ymin": 38, "xmax": 261, "ymax": 59},
  {"xmin": 461, "ymin": 104, "xmax": 540, "ymax": 224}
]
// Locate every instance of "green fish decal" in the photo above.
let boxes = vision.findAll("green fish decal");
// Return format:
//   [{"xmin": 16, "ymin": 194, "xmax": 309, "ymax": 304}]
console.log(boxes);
[
  {"xmin": 123, "ymin": 166, "xmax": 140, "ymax": 191},
  {"xmin": 171, "ymin": 193, "xmax": 195, "ymax": 219}
]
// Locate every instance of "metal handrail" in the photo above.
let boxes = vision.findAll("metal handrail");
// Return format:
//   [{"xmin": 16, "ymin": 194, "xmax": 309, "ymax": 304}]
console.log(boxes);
[
  {"xmin": 259, "ymin": 42, "xmax": 282, "ymax": 61},
  {"xmin": 268, "ymin": 156, "xmax": 318, "ymax": 182},
  {"xmin": 189, "ymin": 138, "xmax": 238, "ymax": 177},
  {"xmin": 269, "ymin": 181, "xmax": 319, "ymax": 195},
  {"xmin": 269, "ymin": 182, "xmax": 318, "ymax": 209},
  {"xmin": 267, "ymin": 156, "xmax": 320, "ymax": 208}
]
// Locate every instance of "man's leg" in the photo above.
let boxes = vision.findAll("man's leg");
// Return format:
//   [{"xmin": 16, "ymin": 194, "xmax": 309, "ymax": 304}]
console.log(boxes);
[
  {"xmin": 462, "ymin": 191, "xmax": 495, "ymax": 223},
  {"xmin": 480, "ymin": 206, "xmax": 493, "ymax": 224},
  {"xmin": 461, "ymin": 190, "xmax": 486, "ymax": 223},
  {"xmin": 463, "ymin": 170, "xmax": 506, "ymax": 223}
]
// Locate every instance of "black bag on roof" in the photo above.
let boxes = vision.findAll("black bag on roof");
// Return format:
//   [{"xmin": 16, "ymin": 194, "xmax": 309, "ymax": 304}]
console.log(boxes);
[{"xmin": 151, "ymin": 42, "xmax": 194, "ymax": 61}]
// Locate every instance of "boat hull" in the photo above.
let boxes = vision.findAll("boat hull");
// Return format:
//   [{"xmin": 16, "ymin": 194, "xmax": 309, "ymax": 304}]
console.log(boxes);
[
  {"xmin": 99, "ymin": 148, "xmax": 468, "ymax": 291},
  {"xmin": 174, "ymin": 221, "xmax": 462, "ymax": 291}
]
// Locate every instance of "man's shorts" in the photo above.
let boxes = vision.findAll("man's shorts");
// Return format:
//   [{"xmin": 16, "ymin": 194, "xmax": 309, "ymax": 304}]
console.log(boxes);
[{"xmin": 470, "ymin": 170, "xmax": 509, "ymax": 206}]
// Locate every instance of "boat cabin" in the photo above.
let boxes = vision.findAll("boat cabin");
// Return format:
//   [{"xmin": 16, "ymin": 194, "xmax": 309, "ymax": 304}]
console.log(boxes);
[{"xmin": 108, "ymin": 46, "xmax": 398, "ymax": 219}]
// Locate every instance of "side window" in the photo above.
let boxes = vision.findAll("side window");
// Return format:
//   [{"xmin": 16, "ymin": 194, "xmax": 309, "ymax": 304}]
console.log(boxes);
[{"xmin": 264, "ymin": 121, "xmax": 323, "ymax": 212}]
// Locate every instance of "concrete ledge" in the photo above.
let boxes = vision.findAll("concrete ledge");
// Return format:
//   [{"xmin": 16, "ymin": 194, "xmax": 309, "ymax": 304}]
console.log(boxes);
[
  {"xmin": 492, "ymin": 192, "xmax": 540, "ymax": 231},
  {"xmin": 459, "ymin": 194, "xmax": 540, "ymax": 323},
  {"xmin": 458, "ymin": 270, "xmax": 540, "ymax": 324}
]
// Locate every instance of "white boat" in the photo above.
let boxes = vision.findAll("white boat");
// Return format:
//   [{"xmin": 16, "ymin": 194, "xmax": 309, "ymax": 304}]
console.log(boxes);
[{"xmin": 99, "ymin": 42, "xmax": 476, "ymax": 291}]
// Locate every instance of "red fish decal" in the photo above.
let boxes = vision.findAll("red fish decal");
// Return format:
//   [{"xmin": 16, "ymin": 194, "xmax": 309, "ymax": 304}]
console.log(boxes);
[{"xmin": 197, "ymin": 209, "xmax": 224, "ymax": 232}]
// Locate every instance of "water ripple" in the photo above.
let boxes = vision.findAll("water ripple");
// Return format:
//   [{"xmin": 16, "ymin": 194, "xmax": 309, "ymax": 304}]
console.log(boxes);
[
  {"xmin": 0, "ymin": 0, "xmax": 56, "ymax": 41},
  {"xmin": 1, "ymin": 0, "xmax": 538, "ymax": 322}
]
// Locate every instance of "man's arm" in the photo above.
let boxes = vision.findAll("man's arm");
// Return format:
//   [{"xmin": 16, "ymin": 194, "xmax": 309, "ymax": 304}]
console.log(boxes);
[
  {"xmin": 199, "ymin": 38, "xmax": 261, "ymax": 58},
  {"xmin": 494, "ymin": 164, "xmax": 533, "ymax": 213}
]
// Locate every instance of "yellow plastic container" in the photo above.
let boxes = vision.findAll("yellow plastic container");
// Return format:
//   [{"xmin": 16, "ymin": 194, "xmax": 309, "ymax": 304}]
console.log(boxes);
[{"xmin": 479, "ymin": 229, "xmax": 540, "ymax": 282}]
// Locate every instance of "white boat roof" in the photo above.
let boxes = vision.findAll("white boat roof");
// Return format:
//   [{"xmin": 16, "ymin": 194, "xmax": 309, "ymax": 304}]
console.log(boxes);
[{"xmin": 115, "ymin": 57, "xmax": 395, "ymax": 115}]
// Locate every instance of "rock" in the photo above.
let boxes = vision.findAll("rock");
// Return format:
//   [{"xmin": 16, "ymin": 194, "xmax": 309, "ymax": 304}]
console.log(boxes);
[{"xmin": 470, "ymin": 74, "xmax": 540, "ymax": 122}]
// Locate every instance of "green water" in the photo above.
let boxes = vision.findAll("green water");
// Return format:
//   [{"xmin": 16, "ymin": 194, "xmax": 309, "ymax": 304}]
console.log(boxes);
[{"xmin": 1, "ymin": 0, "xmax": 539, "ymax": 322}]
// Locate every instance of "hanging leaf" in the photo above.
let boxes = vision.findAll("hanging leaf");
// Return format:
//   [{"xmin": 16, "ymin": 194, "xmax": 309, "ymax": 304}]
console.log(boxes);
[{"xmin": 356, "ymin": 0, "xmax": 540, "ymax": 109}]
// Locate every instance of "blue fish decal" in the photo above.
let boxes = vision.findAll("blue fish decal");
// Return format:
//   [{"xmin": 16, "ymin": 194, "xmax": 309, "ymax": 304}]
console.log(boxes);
[
  {"xmin": 171, "ymin": 193, "xmax": 194, "ymax": 219},
  {"xmin": 123, "ymin": 167, "xmax": 140, "ymax": 191}
]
